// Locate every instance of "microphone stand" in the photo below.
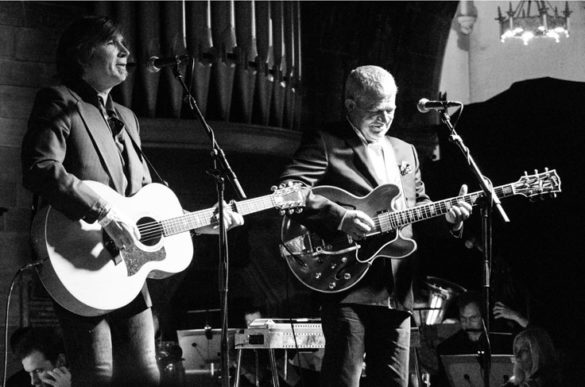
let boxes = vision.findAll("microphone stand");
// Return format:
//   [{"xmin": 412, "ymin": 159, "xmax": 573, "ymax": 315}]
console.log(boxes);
[
  {"xmin": 170, "ymin": 59, "xmax": 247, "ymax": 387},
  {"xmin": 437, "ymin": 108, "xmax": 510, "ymax": 387}
]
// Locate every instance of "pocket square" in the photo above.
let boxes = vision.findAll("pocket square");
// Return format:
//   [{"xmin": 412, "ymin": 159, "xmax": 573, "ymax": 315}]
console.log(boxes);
[{"xmin": 399, "ymin": 161, "xmax": 412, "ymax": 176}]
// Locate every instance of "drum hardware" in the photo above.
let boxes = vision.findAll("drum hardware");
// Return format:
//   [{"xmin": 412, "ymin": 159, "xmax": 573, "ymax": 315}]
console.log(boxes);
[{"xmin": 423, "ymin": 276, "xmax": 467, "ymax": 325}]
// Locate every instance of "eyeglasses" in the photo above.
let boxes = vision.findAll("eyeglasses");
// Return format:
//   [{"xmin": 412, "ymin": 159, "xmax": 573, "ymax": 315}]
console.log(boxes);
[{"xmin": 460, "ymin": 315, "xmax": 482, "ymax": 324}]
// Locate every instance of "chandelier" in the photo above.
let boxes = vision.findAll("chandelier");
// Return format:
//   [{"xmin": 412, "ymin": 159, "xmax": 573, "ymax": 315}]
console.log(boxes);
[{"xmin": 496, "ymin": 0, "xmax": 572, "ymax": 44}]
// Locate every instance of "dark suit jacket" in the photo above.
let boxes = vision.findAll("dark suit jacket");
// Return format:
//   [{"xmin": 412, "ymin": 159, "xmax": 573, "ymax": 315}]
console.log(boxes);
[
  {"xmin": 22, "ymin": 80, "xmax": 153, "ymax": 313},
  {"xmin": 280, "ymin": 121, "xmax": 431, "ymax": 310},
  {"xmin": 22, "ymin": 81, "xmax": 151, "ymax": 222}
]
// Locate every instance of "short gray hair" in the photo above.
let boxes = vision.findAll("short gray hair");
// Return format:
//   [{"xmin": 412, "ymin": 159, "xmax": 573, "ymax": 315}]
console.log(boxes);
[{"xmin": 344, "ymin": 65, "xmax": 397, "ymax": 108}]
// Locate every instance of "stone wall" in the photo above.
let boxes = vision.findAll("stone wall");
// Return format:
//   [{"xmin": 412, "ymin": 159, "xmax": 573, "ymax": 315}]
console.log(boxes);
[{"xmin": 0, "ymin": 1, "xmax": 86, "ymax": 377}]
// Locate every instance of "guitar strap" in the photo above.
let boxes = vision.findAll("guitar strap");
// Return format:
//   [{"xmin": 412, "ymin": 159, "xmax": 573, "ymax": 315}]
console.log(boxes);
[{"xmin": 119, "ymin": 123, "xmax": 169, "ymax": 188}]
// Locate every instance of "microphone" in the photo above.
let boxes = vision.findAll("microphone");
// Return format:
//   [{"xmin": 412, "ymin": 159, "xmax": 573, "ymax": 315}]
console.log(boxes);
[
  {"xmin": 146, "ymin": 55, "xmax": 190, "ymax": 73},
  {"xmin": 417, "ymin": 98, "xmax": 462, "ymax": 113}
]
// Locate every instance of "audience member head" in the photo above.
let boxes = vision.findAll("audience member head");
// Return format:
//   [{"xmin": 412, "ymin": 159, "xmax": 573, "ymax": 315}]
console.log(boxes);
[
  {"xmin": 56, "ymin": 16, "xmax": 128, "ymax": 87},
  {"xmin": 344, "ymin": 65, "xmax": 397, "ymax": 143},
  {"xmin": 513, "ymin": 326, "xmax": 559, "ymax": 380},
  {"xmin": 14, "ymin": 327, "xmax": 67, "ymax": 386},
  {"xmin": 456, "ymin": 291, "xmax": 483, "ymax": 342},
  {"xmin": 239, "ymin": 298, "xmax": 265, "ymax": 327},
  {"xmin": 10, "ymin": 326, "xmax": 32, "ymax": 354}
]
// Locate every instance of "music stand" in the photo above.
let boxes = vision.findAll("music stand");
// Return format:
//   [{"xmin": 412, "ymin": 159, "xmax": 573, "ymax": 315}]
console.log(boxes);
[
  {"xmin": 177, "ymin": 328, "xmax": 236, "ymax": 374},
  {"xmin": 441, "ymin": 354, "xmax": 514, "ymax": 387}
]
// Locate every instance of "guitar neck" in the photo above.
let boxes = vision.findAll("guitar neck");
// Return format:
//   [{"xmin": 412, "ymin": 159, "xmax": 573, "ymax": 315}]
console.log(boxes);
[
  {"xmin": 380, "ymin": 183, "xmax": 516, "ymax": 231},
  {"xmin": 159, "ymin": 195, "xmax": 276, "ymax": 237}
]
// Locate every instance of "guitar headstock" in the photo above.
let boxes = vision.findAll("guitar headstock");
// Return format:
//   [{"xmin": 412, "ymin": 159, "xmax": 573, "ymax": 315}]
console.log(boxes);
[
  {"xmin": 513, "ymin": 168, "xmax": 561, "ymax": 201},
  {"xmin": 271, "ymin": 183, "xmax": 310, "ymax": 214}
]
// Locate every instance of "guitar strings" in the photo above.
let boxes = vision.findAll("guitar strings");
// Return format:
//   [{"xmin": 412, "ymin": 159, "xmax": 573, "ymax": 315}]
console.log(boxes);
[
  {"xmin": 128, "ymin": 194, "xmax": 284, "ymax": 243},
  {"xmin": 131, "ymin": 186, "xmax": 503, "ymax": 244}
]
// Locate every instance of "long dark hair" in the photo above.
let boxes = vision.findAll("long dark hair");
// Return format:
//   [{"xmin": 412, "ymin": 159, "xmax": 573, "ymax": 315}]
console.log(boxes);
[{"xmin": 56, "ymin": 16, "xmax": 123, "ymax": 82}]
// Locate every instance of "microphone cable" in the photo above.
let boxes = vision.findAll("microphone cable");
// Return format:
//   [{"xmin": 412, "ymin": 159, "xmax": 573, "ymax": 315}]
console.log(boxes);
[{"xmin": 2, "ymin": 260, "xmax": 46, "ymax": 387}]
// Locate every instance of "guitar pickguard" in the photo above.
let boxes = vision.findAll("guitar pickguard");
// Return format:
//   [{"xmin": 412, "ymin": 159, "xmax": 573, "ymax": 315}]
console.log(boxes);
[
  {"xmin": 122, "ymin": 244, "xmax": 166, "ymax": 277},
  {"xmin": 281, "ymin": 226, "xmax": 415, "ymax": 292}
]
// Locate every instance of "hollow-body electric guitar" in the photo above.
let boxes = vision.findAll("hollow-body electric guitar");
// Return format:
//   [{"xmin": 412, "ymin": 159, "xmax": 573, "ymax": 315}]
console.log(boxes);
[
  {"xmin": 280, "ymin": 169, "xmax": 561, "ymax": 293},
  {"xmin": 32, "ymin": 181, "xmax": 308, "ymax": 316}
]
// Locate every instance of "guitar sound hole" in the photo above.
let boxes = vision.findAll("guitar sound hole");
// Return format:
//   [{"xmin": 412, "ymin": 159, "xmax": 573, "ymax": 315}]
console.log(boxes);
[{"xmin": 137, "ymin": 217, "xmax": 162, "ymax": 247}]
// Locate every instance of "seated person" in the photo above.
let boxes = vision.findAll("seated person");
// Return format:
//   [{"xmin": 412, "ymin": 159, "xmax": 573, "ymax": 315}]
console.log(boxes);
[
  {"xmin": 439, "ymin": 291, "xmax": 512, "ymax": 355},
  {"xmin": 7, "ymin": 327, "xmax": 32, "ymax": 387},
  {"xmin": 504, "ymin": 326, "xmax": 560, "ymax": 387},
  {"xmin": 434, "ymin": 291, "xmax": 512, "ymax": 386},
  {"xmin": 13, "ymin": 327, "xmax": 71, "ymax": 387}
]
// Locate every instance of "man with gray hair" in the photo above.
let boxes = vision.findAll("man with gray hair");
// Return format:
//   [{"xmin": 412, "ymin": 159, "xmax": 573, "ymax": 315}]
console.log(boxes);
[{"xmin": 280, "ymin": 65, "xmax": 471, "ymax": 386}]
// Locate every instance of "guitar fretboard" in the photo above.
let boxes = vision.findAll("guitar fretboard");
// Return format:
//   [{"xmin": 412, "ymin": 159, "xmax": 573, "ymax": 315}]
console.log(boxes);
[
  {"xmin": 160, "ymin": 195, "xmax": 278, "ymax": 237},
  {"xmin": 376, "ymin": 184, "xmax": 515, "ymax": 232}
]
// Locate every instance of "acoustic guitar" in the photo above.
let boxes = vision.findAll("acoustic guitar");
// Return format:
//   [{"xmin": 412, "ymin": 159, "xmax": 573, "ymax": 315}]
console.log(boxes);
[{"xmin": 32, "ymin": 181, "xmax": 308, "ymax": 316}]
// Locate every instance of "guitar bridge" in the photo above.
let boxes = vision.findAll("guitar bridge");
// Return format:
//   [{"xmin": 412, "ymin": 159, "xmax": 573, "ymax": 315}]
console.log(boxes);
[{"xmin": 102, "ymin": 230, "xmax": 122, "ymax": 265}]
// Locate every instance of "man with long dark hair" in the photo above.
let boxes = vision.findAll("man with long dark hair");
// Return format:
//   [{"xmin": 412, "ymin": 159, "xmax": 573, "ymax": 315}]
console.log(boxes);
[{"xmin": 22, "ymin": 16, "xmax": 242, "ymax": 386}]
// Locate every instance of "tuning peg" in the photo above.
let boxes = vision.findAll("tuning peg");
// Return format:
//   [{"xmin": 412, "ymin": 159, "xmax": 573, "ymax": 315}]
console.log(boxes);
[
  {"xmin": 271, "ymin": 185, "xmax": 277, "ymax": 192},
  {"xmin": 295, "ymin": 208, "xmax": 303, "ymax": 214},
  {"xmin": 279, "ymin": 209, "xmax": 285, "ymax": 216},
  {"xmin": 287, "ymin": 208, "xmax": 295, "ymax": 215}
]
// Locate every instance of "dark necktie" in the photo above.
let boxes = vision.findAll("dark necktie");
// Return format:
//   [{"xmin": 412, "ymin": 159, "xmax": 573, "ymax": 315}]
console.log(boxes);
[
  {"xmin": 99, "ymin": 97, "xmax": 130, "ymax": 192},
  {"xmin": 107, "ymin": 109, "xmax": 127, "ymax": 157}
]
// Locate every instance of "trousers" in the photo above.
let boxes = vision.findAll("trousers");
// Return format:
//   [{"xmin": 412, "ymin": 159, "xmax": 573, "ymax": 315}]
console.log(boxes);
[
  {"xmin": 54, "ymin": 298, "xmax": 160, "ymax": 387},
  {"xmin": 320, "ymin": 304, "xmax": 411, "ymax": 387}
]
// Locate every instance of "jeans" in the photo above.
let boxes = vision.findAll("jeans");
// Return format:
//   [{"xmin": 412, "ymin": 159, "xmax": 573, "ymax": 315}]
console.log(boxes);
[
  {"xmin": 54, "ymin": 300, "xmax": 160, "ymax": 387},
  {"xmin": 320, "ymin": 304, "xmax": 411, "ymax": 387}
]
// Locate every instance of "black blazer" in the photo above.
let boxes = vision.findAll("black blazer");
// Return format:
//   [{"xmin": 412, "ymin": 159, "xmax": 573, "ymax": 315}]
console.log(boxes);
[
  {"xmin": 22, "ymin": 83, "xmax": 152, "ymax": 222},
  {"xmin": 280, "ymin": 121, "xmax": 431, "ymax": 310}
]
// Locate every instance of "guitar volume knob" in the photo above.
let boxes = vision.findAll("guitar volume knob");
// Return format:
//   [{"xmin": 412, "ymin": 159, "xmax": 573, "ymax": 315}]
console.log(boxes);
[
  {"xmin": 314, "ymin": 272, "xmax": 322, "ymax": 279},
  {"xmin": 343, "ymin": 273, "xmax": 351, "ymax": 280},
  {"xmin": 328, "ymin": 282, "xmax": 336, "ymax": 289},
  {"xmin": 341, "ymin": 256, "xmax": 348, "ymax": 263}
]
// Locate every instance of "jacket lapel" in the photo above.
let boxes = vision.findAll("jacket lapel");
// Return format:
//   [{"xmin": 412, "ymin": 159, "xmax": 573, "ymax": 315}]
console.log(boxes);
[
  {"xmin": 114, "ymin": 104, "xmax": 147, "ymax": 194},
  {"xmin": 390, "ymin": 137, "xmax": 415, "ymax": 202},
  {"xmin": 343, "ymin": 123, "xmax": 384, "ymax": 188},
  {"xmin": 75, "ymin": 99, "xmax": 126, "ymax": 193},
  {"xmin": 115, "ymin": 104, "xmax": 141, "ymax": 148}
]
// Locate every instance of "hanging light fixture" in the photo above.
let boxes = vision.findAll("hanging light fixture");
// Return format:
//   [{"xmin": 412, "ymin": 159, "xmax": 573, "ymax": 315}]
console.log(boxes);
[{"xmin": 496, "ymin": 0, "xmax": 572, "ymax": 45}]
